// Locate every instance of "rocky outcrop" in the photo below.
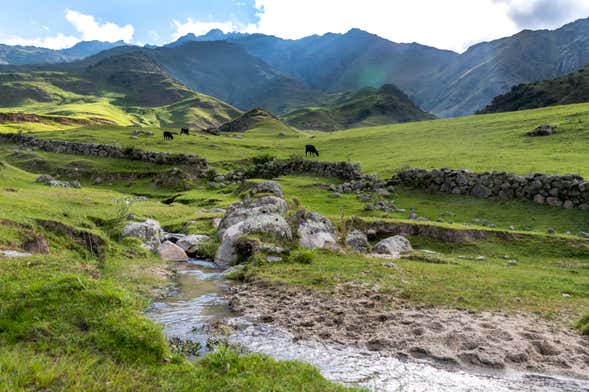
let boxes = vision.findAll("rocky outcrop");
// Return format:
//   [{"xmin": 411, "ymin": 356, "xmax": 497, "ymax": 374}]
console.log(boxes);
[
  {"xmin": 157, "ymin": 240, "xmax": 188, "ymax": 262},
  {"xmin": 0, "ymin": 133, "xmax": 208, "ymax": 176},
  {"xmin": 122, "ymin": 219, "xmax": 163, "ymax": 251},
  {"xmin": 217, "ymin": 196, "xmax": 288, "ymax": 238},
  {"xmin": 215, "ymin": 214, "xmax": 292, "ymax": 267},
  {"xmin": 393, "ymin": 168, "xmax": 589, "ymax": 210},
  {"xmin": 346, "ymin": 229, "xmax": 369, "ymax": 253},
  {"xmin": 35, "ymin": 174, "xmax": 81, "ymax": 189},
  {"xmin": 215, "ymin": 182, "xmax": 292, "ymax": 267},
  {"xmin": 296, "ymin": 210, "xmax": 338, "ymax": 250},
  {"xmin": 372, "ymin": 235, "xmax": 413, "ymax": 257},
  {"xmin": 526, "ymin": 124, "xmax": 555, "ymax": 136}
]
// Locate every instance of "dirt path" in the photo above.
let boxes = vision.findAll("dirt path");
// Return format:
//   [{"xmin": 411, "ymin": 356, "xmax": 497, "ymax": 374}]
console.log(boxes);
[{"xmin": 228, "ymin": 280, "xmax": 589, "ymax": 380}]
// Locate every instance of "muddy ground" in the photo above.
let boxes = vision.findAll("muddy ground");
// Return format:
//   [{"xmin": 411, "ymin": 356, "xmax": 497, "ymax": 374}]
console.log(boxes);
[{"xmin": 228, "ymin": 280, "xmax": 589, "ymax": 380}]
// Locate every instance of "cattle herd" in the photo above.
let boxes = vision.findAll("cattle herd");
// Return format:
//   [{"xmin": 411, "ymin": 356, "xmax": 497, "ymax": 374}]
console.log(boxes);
[{"xmin": 162, "ymin": 128, "xmax": 319, "ymax": 157}]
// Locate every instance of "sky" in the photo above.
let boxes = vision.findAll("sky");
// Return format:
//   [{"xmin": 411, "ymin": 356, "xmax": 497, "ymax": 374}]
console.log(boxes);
[{"xmin": 1, "ymin": 0, "xmax": 589, "ymax": 53}]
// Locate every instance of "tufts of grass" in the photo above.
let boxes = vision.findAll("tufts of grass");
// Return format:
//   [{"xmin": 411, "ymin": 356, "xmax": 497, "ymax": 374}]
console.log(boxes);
[{"xmin": 288, "ymin": 249, "xmax": 315, "ymax": 264}]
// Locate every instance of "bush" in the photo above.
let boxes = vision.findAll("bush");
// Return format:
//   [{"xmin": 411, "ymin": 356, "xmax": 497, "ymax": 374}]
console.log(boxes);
[
  {"xmin": 252, "ymin": 153, "xmax": 277, "ymax": 165},
  {"xmin": 198, "ymin": 239, "xmax": 220, "ymax": 261},
  {"xmin": 288, "ymin": 249, "xmax": 314, "ymax": 264}
]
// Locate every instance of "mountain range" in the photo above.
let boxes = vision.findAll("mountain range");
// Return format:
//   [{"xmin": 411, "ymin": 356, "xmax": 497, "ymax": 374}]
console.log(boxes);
[
  {"xmin": 0, "ymin": 40, "xmax": 126, "ymax": 65},
  {"xmin": 3, "ymin": 17, "xmax": 589, "ymax": 119}
]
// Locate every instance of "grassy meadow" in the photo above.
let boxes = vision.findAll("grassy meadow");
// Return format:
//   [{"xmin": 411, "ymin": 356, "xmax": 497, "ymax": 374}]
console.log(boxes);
[
  {"xmin": 11, "ymin": 101, "xmax": 589, "ymax": 178},
  {"xmin": 2, "ymin": 101, "xmax": 589, "ymax": 390}
]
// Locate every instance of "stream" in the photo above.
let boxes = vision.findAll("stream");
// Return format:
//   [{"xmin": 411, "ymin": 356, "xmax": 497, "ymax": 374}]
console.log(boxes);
[{"xmin": 145, "ymin": 259, "xmax": 589, "ymax": 392}]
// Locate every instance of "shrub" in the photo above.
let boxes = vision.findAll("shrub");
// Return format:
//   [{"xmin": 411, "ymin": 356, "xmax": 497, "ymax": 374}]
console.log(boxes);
[
  {"xmin": 252, "ymin": 153, "xmax": 277, "ymax": 165},
  {"xmin": 288, "ymin": 249, "xmax": 314, "ymax": 264},
  {"xmin": 198, "ymin": 239, "xmax": 220, "ymax": 261}
]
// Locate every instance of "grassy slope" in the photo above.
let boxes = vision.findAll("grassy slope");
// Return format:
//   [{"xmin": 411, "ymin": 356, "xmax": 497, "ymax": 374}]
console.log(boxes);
[
  {"xmin": 282, "ymin": 84, "xmax": 435, "ymax": 131},
  {"xmin": 30, "ymin": 101, "xmax": 589, "ymax": 177},
  {"xmin": 0, "ymin": 163, "xmax": 354, "ymax": 391},
  {"xmin": 0, "ymin": 67, "xmax": 240, "ymax": 132},
  {"xmin": 480, "ymin": 65, "xmax": 589, "ymax": 114}
]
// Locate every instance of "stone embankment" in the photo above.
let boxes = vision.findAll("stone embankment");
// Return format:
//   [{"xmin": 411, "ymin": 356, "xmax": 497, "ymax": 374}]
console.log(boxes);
[{"xmin": 392, "ymin": 168, "xmax": 589, "ymax": 210}]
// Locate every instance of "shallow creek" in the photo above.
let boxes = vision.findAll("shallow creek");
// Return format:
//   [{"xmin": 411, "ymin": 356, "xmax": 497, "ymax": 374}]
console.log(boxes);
[{"xmin": 145, "ymin": 259, "xmax": 589, "ymax": 392}]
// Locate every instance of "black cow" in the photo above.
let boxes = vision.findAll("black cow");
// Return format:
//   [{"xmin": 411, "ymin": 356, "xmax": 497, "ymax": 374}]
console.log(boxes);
[
  {"xmin": 305, "ymin": 144, "xmax": 319, "ymax": 157},
  {"xmin": 163, "ymin": 131, "xmax": 174, "ymax": 140},
  {"xmin": 180, "ymin": 127, "xmax": 189, "ymax": 135}
]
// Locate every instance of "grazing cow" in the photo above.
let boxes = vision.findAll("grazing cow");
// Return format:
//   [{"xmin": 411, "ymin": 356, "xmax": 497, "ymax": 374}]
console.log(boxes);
[
  {"xmin": 180, "ymin": 127, "xmax": 189, "ymax": 135},
  {"xmin": 163, "ymin": 131, "xmax": 174, "ymax": 140},
  {"xmin": 305, "ymin": 144, "xmax": 319, "ymax": 157}
]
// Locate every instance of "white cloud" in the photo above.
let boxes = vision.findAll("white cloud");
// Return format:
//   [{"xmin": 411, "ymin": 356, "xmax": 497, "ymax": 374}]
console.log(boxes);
[
  {"xmin": 171, "ymin": 19, "xmax": 244, "ymax": 40},
  {"xmin": 65, "ymin": 9, "xmax": 134, "ymax": 43},
  {"xmin": 249, "ymin": 0, "xmax": 523, "ymax": 52},
  {"xmin": 3, "ymin": 10, "xmax": 134, "ymax": 50},
  {"xmin": 6, "ymin": 33, "xmax": 79, "ymax": 50}
]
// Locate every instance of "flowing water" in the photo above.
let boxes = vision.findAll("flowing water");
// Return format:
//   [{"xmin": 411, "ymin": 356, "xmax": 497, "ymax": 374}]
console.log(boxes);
[{"xmin": 145, "ymin": 259, "xmax": 589, "ymax": 392}]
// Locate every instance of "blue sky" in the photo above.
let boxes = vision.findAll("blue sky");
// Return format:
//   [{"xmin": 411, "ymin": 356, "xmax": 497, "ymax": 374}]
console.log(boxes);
[{"xmin": 1, "ymin": 0, "xmax": 589, "ymax": 52}]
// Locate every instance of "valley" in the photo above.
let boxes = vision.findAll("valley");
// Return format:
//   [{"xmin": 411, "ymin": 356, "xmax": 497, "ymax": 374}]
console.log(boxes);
[{"xmin": 2, "ymin": 8, "xmax": 589, "ymax": 391}]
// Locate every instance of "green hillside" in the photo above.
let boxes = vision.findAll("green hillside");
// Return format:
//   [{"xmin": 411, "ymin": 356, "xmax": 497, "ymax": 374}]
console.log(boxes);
[
  {"xmin": 0, "ymin": 53, "xmax": 241, "ymax": 132},
  {"xmin": 480, "ymin": 65, "xmax": 589, "ymax": 114},
  {"xmin": 282, "ymin": 84, "xmax": 435, "ymax": 131},
  {"xmin": 30, "ymin": 101, "xmax": 589, "ymax": 178}
]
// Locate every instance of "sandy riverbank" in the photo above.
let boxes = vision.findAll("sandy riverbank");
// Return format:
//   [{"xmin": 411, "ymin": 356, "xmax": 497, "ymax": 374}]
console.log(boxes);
[{"xmin": 228, "ymin": 280, "xmax": 589, "ymax": 380}]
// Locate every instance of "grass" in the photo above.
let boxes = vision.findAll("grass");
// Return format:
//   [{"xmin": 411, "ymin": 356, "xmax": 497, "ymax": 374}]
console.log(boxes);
[
  {"xmin": 0, "ymin": 71, "xmax": 240, "ymax": 132},
  {"xmin": 21, "ymin": 102, "xmax": 589, "ymax": 177},
  {"xmin": 0, "ymin": 162, "xmax": 355, "ymax": 391},
  {"xmin": 245, "ymin": 233, "xmax": 589, "ymax": 321}
]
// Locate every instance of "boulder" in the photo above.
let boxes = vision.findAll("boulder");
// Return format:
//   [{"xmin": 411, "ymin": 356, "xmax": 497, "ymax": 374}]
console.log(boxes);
[
  {"xmin": 243, "ymin": 181, "xmax": 284, "ymax": 199},
  {"xmin": 177, "ymin": 234, "xmax": 211, "ymax": 256},
  {"xmin": 218, "ymin": 196, "xmax": 289, "ymax": 238},
  {"xmin": 121, "ymin": 219, "xmax": 163, "ymax": 251},
  {"xmin": 372, "ymin": 235, "xmax": 413, "ymax": 257},
  {"xmin": 526, "ymin": 124, "xmax": 555, "ymax": 137},
  {"xmin": 346, "ymin": 230, "xmax": 369, "ymax": 253},
  {"xmin": 296, "ymin": 210, "xmax": 338, "ymax": 250},
  {"xmin": 215, "ymin": 214, "xmax": 292, "ymax": 267},
  {"xmin": 158, "ymin": 241, "xmax": 188, "ymax": 262},
  {"xmin": 35, "ymin": 174, "xmax": 55, "ymax": 184}
]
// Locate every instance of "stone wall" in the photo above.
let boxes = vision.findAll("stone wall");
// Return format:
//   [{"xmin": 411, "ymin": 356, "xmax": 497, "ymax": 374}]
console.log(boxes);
[
  {"xmin": 392, "ymin": 168, "xmax": 589, "ymax": 210},
  {"xmin": 0, "ymin": 133, "xmax": 209, "ymax": 176},
  {"xmin": 229, "ymin": 158, "xmax": 363, "ymax": 181}
]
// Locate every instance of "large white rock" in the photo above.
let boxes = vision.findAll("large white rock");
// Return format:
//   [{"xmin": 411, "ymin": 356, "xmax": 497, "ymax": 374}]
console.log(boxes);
[
  {"xmin": 176, "ymin": 234, "xmax": 211, "ymax": 256},
  {"xmin": 296, "ymin": 211, "xmax": 338, "ymax": 250},
  {"xmin": 372, "ymin": 235, "xmax": 412, "ymax": 258},
  {"xmin": 215, "ymin": 214, "xmax": 292, "ymax": 267},
  {"xmin": 158, "ymin": 240, "xmax": 188, "ymax": 262},
  {"xmin": 218, "ymin": 196, "xmax": 288, "ymax": 239},
  {"xmin": 122, "ymin": 219, "xmax": 163, "ymax": 251}
]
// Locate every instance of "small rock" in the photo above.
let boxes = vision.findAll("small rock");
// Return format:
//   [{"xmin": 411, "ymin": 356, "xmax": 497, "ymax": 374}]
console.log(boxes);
[
  {"xmin": 476, "ymin": 256, "xmax": 486, "ymax": 261},
  {"xmin": 329, "ymin": 192, "xmax": 343, "ymax": 198},
  {"xmin": 382, "ymin": 262, "xmax": 398, "ymax": 268},
  {"xmin": 266, "ymin": 255, "xmax": 283, "ymax": 262},
  {"xmin": 372, "ymin": 235, "xmax": 412, "ymax": 257},
  {"xmin": 506, "ymin": 259, "xmax": 518, "ymax": 266},
  {"xmin": 547, "ymin": 228, "xmax": 556, "ymax": 234}
]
